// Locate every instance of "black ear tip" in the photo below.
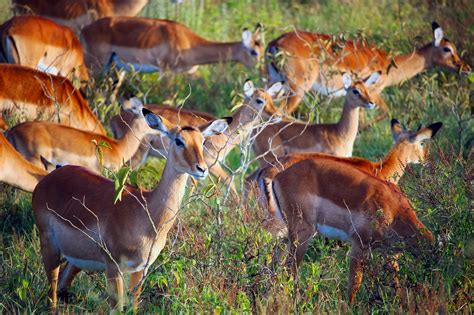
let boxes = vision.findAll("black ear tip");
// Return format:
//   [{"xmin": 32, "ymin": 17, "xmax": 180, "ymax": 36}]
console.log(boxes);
[
  {"xmin": 142, "ymin": 108, "xmax": 153, "ymax": 116},
  {"xmin": 223, "ymin": 116, "xmax": 233, "ymax": 125},
  {"xmin": 391, "ymin": 118, "xmax": 400, "ymax": 127},
  {"xmin": 255, "ymin": 22, "xmax": 263, "ymax": 29},
  {"xmin": 429, "ymin": 122, "xmax": 443, "ymax": 137},
  {"xmin": 432, "ymin": 21, "xmax": 440, "ymax": 31},
  {"xmin": 242, "ymin": 27, "xmax": 249, "ymax": 32}
]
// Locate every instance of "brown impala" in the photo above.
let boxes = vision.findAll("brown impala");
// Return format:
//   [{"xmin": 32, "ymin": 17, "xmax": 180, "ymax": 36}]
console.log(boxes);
[
  {"xmin": 267, "ymin": 22, "xmax": 470, "ymax": 120},
  {"xmin": 0, "ymin": 64, "xmax": 105, "ymax": 134},
  {"xmin": 32, "ymin": 109, "xmax": 229, "ymax": 311},
  {"xmin": 81, "ymin": 17, "xmax": 263, "ymax": 73},
  {"xmin": 0, "ymin": 16, "xmax": 89, "ymax": 83},
  {"xmin": 266, "ymin": 157, "xmax": 433, "ymax": 303},
  {"xmin": 13, "ymin": 0, "xmax": 149, "ymax": 31}
]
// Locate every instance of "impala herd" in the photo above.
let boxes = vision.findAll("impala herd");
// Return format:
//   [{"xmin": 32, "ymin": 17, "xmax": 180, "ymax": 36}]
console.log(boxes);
[{"xmin": 0, "ymin": 0, "xmax": 470, "ymax": 311}]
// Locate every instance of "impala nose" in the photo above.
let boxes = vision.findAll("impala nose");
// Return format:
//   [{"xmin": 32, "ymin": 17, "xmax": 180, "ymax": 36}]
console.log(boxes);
[{"xmin": 194, "ymin": 165, "xmax": 208, "ymax": 180}]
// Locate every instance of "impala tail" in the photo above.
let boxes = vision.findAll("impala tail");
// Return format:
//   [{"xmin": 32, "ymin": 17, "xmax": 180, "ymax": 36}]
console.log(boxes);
[{"xmin": 259, "ymin": 175, "xmax": 287, "ymax": 237}]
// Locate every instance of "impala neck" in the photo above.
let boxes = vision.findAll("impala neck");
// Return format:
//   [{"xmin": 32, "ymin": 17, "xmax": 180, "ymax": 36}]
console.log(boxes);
[
  {"xmin": 148, "ymin": 154, "xmax": 188, "ymax": 235},
  {"xmin": 336, "ymin": 100, "xmax": 360, "ymax": 149},
  {"xmin": 388, "ymin": 44, "xmax": 431, "ymax": 86},
  {"xmin": 116, "ymin": 118, "xmax": 152, "ymax": 161},
  {"xmin": 226, "ymin": 104, "xmax": 260, "ymax": 146},
  {"xmin": 184, "ymin": 41, "xmax": 245, "ymax": 66},
  {"xmin": 378, "ymin": 143, "xmax": 408, "ymax": 184},
  {"xmin": 112, "ymin": 0, "xmax": 149, "ymax": 16}
]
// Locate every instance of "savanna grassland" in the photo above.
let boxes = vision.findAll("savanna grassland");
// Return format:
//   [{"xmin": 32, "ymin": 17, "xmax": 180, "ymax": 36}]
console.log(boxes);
[{"xmin": 0, "ymin": 0, "xmax": 473, "ymax": 313}]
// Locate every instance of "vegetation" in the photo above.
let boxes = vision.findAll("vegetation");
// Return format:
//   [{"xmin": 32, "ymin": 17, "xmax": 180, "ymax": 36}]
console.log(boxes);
[{"xmin": 0, "ymin": 0, "xmax": 472, "ymax": 313}]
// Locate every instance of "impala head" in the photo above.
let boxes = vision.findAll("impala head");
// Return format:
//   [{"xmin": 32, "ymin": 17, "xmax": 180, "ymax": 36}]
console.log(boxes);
[
  {"xmin": 391, "ymin": 202, "xmax": 434, "ymax": 249},
  {"xmin": 144, "ymin": 109, "xmax": 230, "ymax": 180},
  {"xmin": 240, "ymin": 23, "xmax": 264, "ymax": 67},
  {"xmin": 391, "ymin": 118, "xmax": 443, "ymax": 165},
  {"xmin": 430, "ymin": 22, "xmax": 471, "ymax": 75},
  {"xmin": 243, "ymin": 80, "xmax": 284, "ymax": 122},
  {"xmin": 342, "ymin": 72, "xmax": 380, "ymax": 109}
]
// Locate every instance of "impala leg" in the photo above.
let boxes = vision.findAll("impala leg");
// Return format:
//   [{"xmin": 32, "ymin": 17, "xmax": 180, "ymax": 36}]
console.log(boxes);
[
  {"xmin": 106, "ymin": 266, "xmax": 124, "ymax": 311},
  {"xmin": 286, "ymin": 220, "xmax": 315, "ymax": 275},
  {"xmin": 0, "ymin": 114, "xmax": 8, "ymax": 130},
  {"xmin": 129, "ymin": 270, "xmax": 145, "ymax": 313},
  {"xmin": 348, "ymin": 245, "xmax": 367, "ymax": 304},
  {"xmin": 385, "ymin": 253, "xmax": 402, "ymax": 296},
  {"xmin": 40, "ymin": 235, "xmax": 61, "ymax": 311},
  {"xmin": 58, "ymin": 262, "xmax": 82, "ymax": 302}
]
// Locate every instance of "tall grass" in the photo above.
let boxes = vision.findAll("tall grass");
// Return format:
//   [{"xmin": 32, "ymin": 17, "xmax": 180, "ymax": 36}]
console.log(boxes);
[{"xmin": 0, "ymin": 0, "xmax": 472, "ymax": 313}]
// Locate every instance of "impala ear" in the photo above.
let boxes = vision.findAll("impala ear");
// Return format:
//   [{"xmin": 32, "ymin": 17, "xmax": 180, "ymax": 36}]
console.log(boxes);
[
  {"xmin": 364, "ymin": 71, "xmax": 381, "ymax": 86},
  {"xmin": 266, "ymin": 82, "xmax": 283, "ymax": 98},
  {"xmin": 432, "ymin": 21, "xmax": 443, "ymax": 47},
  {"xmin": 143, "ymin": 108, "xmax": 172, "ymax": 136},
  {"xmin": 243, "ymin": 80, "xmax": 255, "ymax": 98},
  {"xmin": 342, "ymin": 73, "xmax": 352, "ymax": 90},
  {"xmin": 391, "ymin": 118, "xmax": 403, "ymax": 141},
  {"xmin": 410, "ymin": 122, "xmax": 443, "ymax": 143},
  {"xmin": 242, "ymin": 29, "xmax": 253, "ymax": 48},
  {"xmin": 254, "ymin": 22, "xmax": 263, "ymax": 40},
  {"xmin": 199, "ymin": 118, "xmax": 230, "ymax": 137}
]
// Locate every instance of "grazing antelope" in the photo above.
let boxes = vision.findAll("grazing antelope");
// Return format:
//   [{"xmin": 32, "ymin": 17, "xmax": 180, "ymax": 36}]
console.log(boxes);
[
  {"xmin": 13, "ymin": 0, "xmax": 149, "ymax": 32},
  {"xmin": 6, "ymin": 99, "xmax": 158, "ymax": 173},
  {"xmin": 265, "ymin": 157, "xmax": 433, "ymax": 303},
  {"xmin": 0, "ymin": 133, "xmax": 46, "ymax": 192},
  {"xmin": 252, "ymin": 72, "xmax": 380, "ymax": 167},
  {"xmin": 81, "ymin": 17, "xmax": 263, "ymax": 73},
  {"xmin": 0, "ymin": 64, "xmax": 105, "ymax": 134},
  {"xmin": 32, "ymin": 109, "xmax": 229, "ymax": 311},
  {"xmin": 267, "ymin": 22, "xmax": 471, "ymax": 119},
  {"xmin": 110, "ymin": 81, "xmax": 283, "ymax": 192},
  {"xmin": 253, "ymin": 118, "xmax": 442, "ymax": 236},
  {"xmin": 0, "ymin": 16, "xmax": 89, "ymax": 83}
]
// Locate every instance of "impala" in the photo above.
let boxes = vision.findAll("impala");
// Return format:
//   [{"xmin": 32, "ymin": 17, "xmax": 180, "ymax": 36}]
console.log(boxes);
[
  {"xmin": 13, "ymin": 0, "xmax": 149, "ymax": 32},
  {"xmin": 0, "ymin": 16, "xmax": 89, "ymax": 83},
  {"xmin": 32, "ymin": 109, "xmax": 229, "ymax": 311},
  {"xmin": 266, "ymin": 157, "xmax": 433, "ymax": 303},
  {"xmin": 0, "ymin": 133, "xmax": 47, "ymax": 192},
  {"xmin": 0, "ymin": 64, "xmax": 105, "ymax": 134},
  {"xmin": 253, "ymin": 118, "xmax": 442, "ymax": 236},
  {"xmin": 7, "ymin": 98, "xmax": 158, "ymax": 173},
  {"xmin": 81, "ymin": 17, "xmax": 263, "ymax": 73},
  {"xmin": 110, "ymin": 81, "xmax": 283, "ymax": 192},
  {"xmin": 267, "ymin": 22, "xmax": 471, "ymax": 120},
  {"xmin": 252, "ymin": 72, "xmax": 380, "ymax": 167}
]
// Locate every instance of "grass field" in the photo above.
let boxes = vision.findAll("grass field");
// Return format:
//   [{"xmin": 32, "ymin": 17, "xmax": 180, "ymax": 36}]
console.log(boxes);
[{"xmin": 0, "ymin": 0, "xmax": 473, "ymax": 313}]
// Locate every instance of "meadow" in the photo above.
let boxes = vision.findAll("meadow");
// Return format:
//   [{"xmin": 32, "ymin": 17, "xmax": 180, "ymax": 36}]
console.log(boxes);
[{"xmin": 0, "ymin": 0, "xmax": 472, "ymax": 313}]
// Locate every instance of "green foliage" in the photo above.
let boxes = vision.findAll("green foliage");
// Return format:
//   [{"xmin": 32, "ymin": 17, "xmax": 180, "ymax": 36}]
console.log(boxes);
[{"xmin": 0, "ymin": 0, "xmax": 472, "ymax": 313}]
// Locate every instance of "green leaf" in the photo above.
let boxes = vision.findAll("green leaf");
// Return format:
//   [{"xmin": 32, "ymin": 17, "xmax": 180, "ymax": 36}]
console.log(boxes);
[
  {"xmin": 468, "ymin": 73, "xmax": 474, "ymax": 83},
  {"xmin": 113, "ymin": 167, "xmax": 130, "ymax": 204}
]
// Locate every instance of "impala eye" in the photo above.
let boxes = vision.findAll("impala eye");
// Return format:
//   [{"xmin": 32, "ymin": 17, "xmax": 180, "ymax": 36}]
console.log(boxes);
[
  {"xmin": 250, "ymin": 49, "xmax": 258, "ymax": 57},
  {"xmin": 256, "ymin": 98, "xmax": 265, "ymax": 105},
  {"xmin": 175, "ymin": 138, "xmax": 184, "ymax": 147},
  {"xmin": 352, "ymin": 89, "xmax": 360, "ymax": 96},
  {"xmin": 443, "ymin": 47, "xmax": 451, "ymax": 53}
]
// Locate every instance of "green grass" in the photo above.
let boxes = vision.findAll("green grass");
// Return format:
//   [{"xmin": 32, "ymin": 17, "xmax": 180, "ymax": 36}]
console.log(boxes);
[{"xmin": 0, "ymin": 0, "xmax": 473, "ymax": 313}]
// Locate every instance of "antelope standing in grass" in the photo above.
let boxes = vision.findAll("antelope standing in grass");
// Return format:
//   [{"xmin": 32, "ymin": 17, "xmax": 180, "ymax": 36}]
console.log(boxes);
[
  {"xmin": 32, "ymin": 109, "xmax": 229, "ymax": 311},
  {"xmin": 252, "ymin": 72, "xmax": 380, "ymax": 167},
  {"xmin": 110, "ymin": 81, "xmax": 283, "ymax": 193},
  {"xmin": 6, "ymin": 99, "xmax": 158, "ymax": 173},
  {"xmin": 81, "ymin": 17, "xmax": 263, "ymax": 73},
  {"xmin": 265, "ymin": 157, "xmax": 433, "ymax": 303},
  {"xmin": 253, "ymin": 119, "xmax": 442, "ymax": 236},
  {"xmin": 0, "ymin": 64, "xmax": 105, "ymax": 134},
  {"xmin": 267, "ymin": 22, "xmax": 471, "ymax": 121},
  {"xmin": 0, "ymin": 16, "xmax": 89, "ymax": 83},
  {"xmin": 13, "ymin": 0, "xmax": 149, "ymax": 32},
  {"xmin": 0, "ymin": 133, "xmax": 47, "ymax": 192}
]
